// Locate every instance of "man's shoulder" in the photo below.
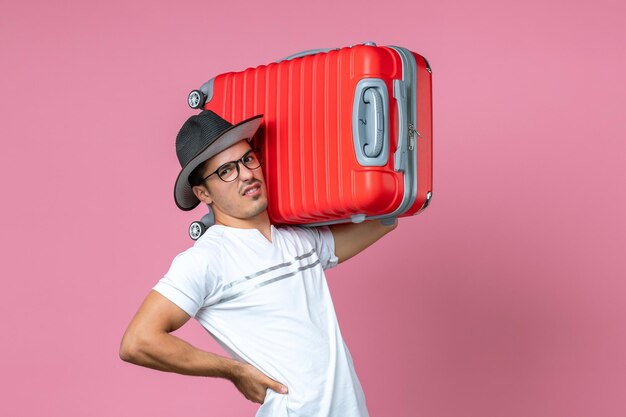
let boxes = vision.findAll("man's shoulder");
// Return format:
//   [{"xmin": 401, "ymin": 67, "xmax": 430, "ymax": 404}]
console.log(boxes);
[
  {"xmin": 274, "ymin": 224, "xmax": 308, "ymax": 235},
  {"xmin": 196, "ymin": 224, "xmax": 227, "ymax": 243},
  {"xmin": 174, "ymin": 226, "xmax": 224, "ymax": 258},
  {"xmin": 274, "ymin": 224, "xmax": 331, "ymax": 243},
  {"xmin": 275, "ymin": 224, "xmax": 328, "ymax": 233},
  {"xmin": 166, "ymin": 232, "xmax": 223, "ymax": 275}
]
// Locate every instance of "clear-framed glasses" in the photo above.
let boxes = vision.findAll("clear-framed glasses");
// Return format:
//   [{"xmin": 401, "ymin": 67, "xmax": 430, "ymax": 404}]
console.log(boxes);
[{"xmin": 202, "ymin": 149, "xmax": 263, "ymax": 183}]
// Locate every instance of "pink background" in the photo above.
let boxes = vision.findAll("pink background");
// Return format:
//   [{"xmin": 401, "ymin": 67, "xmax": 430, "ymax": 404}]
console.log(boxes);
[{"xmin": 2, "ymin": 0, "xmax": 625, "ymax": 416}]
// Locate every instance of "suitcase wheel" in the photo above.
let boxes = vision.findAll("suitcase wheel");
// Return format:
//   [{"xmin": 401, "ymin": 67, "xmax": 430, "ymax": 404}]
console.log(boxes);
[
  {"xmin": 188, "ymin": 90, "xmax": 206, "ymax": 109},
  {"xmin": 189, "ymin": 221, "xmax": 207, "ymax": 240}
]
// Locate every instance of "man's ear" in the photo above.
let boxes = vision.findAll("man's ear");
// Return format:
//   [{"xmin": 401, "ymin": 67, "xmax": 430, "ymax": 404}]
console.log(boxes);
[{"xmin": 192, "ymin": 184, "xmax": 213, "ymax": 205}]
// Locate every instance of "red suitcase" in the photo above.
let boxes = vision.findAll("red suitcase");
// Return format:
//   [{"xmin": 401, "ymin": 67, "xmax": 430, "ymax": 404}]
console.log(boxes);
[{"xmin": 187, "ymin": 42, "xmax": 432, "ymax": 232}]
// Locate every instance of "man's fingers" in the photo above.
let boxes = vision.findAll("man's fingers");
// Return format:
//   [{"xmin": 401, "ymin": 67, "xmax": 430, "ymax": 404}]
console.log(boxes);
[
  {"xmin": 268, "ymin": 379, "xmax": 288, "ymax": 394},
  {"xmin": 253, "ymin": 366, "xmax": 288, "ymax": 394},
  {"xmin": 236, "ymin": 363, "xmax": 288, "ymax": 401}
]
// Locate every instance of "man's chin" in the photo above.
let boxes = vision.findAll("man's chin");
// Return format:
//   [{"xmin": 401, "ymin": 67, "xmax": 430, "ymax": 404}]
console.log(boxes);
[{"xmin": 237, "ymin": 197, "xmax": 268, "ymax": 219}]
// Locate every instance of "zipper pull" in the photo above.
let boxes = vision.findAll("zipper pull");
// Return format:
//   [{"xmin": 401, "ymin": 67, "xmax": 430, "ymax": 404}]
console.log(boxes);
[{"xmin": 408, "ymin": 123, "xmax": 420, "ymax": 151}]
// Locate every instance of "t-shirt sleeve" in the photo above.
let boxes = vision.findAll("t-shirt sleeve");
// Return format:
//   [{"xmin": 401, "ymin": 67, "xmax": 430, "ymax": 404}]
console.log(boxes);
[
  {"xmin": 301, "ymin": 225, "xmax": 339, "ymax": 270},
  {"xmin": 152, "ymin": 249, "xmax": 216, "ymax": 318}
]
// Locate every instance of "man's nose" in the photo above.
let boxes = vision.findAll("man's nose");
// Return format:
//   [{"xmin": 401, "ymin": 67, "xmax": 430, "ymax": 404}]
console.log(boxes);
[{"xmin": 238, "ymin": 162, "xmax": 255, "ymax": 180}]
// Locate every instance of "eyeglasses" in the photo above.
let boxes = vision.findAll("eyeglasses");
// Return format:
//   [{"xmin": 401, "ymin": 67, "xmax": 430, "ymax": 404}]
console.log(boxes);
[{"xmin": 202, "ymin": 149, "xmax": 263, "ymax": 183}]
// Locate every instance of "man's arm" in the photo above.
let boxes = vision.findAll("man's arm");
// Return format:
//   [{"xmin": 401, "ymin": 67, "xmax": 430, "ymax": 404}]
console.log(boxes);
[
  {"xmin": 119, "ymin": 290, "xmax": 288, "ymax": 403},
  {"xmin": 328, "ymin": 218, "xmax": 398, "ymax": 264}
]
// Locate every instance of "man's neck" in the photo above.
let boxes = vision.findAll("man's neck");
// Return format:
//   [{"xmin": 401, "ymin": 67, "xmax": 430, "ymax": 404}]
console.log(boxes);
[{"xmin": 214, "ymin": 212, "xmax": 272, "ymax": 241}]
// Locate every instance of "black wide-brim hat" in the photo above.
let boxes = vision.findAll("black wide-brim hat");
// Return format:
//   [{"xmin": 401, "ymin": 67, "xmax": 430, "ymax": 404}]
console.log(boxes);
[{"xmin": 174, "ymin": 110, "xmax": 264, "ymax": 211}]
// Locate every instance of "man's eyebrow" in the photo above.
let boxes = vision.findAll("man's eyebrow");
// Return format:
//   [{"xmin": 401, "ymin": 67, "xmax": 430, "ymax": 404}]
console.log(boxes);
[{"xmin": 208, "ymin": 149, "xmax": 253, "ymax": 171}]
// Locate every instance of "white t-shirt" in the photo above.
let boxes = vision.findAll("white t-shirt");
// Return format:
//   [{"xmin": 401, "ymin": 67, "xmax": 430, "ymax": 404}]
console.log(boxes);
[{"xmin": 153, "ymin": 224, "xmax": 369, "ymax": 417}]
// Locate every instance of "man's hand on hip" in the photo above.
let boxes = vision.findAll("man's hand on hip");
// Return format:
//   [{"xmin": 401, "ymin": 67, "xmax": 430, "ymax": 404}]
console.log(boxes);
[{"xmin": 231, "ymin": 362, "xmax": 289, "ymax": 404}]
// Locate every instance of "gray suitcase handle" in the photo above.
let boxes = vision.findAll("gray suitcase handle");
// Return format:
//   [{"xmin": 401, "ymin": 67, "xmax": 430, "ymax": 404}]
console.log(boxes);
[
  {"xmin": 352, "ymin": 78, "xmax": 389, "ymax": 166},
  {"xmin": 362, "ymin": 88, "xmax": 384, "ymax": 157},
  {"xmin": 277, "ymin": 42, "xmax": 377, "ymax": 63},
  {"xmin": 277, "ymin": 48, "xmax": 336, "ymax": 63},
  {"xmin": 393, "ymin": 79, "xmax": 408, "ymax": 172}
]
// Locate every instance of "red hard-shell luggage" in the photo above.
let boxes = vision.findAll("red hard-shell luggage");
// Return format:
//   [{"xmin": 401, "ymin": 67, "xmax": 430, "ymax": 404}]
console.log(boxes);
[{"xmin": 186, "ymin": 42, "xmax": 432, "ymax": 237}]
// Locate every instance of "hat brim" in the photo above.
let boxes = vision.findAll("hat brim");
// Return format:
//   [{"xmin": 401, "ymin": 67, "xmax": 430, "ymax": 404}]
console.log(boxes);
[{"xmin": 174, "ymin": 114, "xmax": 264, "ymax": 211}]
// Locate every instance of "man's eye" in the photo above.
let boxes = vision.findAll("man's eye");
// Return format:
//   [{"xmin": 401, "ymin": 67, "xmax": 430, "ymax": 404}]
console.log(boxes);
[{"xmin": 219, "ymin": 167, "xmax": 232, "ymax": 176}]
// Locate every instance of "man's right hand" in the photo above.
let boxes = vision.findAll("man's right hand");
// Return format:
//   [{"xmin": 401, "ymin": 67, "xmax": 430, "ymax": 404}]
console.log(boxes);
[{"xmin": 231, "ymin": 362, "xmax": 289, "ymax": 404}]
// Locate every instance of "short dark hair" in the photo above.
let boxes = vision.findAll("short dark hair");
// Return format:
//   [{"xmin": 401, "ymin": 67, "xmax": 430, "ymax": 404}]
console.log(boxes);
[{"xmin": 188, "ymin": 159, "xmax": 210, "ymax": 187}]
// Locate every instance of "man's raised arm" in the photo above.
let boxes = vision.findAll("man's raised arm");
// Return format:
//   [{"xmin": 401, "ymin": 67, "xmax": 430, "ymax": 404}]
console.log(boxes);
[{"xmin": 328, "ymin": 218, "xmax": 398, "ymax": 264}]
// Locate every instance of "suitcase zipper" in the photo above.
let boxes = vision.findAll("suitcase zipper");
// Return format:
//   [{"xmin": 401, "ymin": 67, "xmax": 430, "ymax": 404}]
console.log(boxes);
[
  {"xmin": 387, "ymin": 46, "xmax": 419, "ymax": 218},
  {"xmin": 409, "ymin": 123, "xmax": 417, "ymax": 151}
]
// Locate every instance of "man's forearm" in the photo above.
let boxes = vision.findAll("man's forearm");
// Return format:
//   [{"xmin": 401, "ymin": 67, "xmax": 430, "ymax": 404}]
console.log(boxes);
[
  {"xmin": 120, "ymin": 329, "xmax": 242, "ymax": 380},
  {"xmin": 119, "ymin": 290, "xmax": 289, "ymax": 403}
]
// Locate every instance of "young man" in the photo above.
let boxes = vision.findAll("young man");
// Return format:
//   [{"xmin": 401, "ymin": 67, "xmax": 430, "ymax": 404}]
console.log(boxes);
[{"xmin": 120, "ymin": 110, "xmax": 397, "ymax": 417}]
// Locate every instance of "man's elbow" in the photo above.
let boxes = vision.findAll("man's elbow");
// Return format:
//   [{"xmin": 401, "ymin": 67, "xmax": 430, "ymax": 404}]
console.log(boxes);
[
  {"xmin": 373, "ymin": 218, "xmax": 398, "ymax": 238},
  {"xmin": 119, "ymin": 331, "xmax": 149, "ymax": 364},
  {"xmin": 119, "ymin": 334, "xmax": 137, "ymax": 363},
  {"xmin": 383, "ymin": 217, "xmax": 399, "ymax": 232}
]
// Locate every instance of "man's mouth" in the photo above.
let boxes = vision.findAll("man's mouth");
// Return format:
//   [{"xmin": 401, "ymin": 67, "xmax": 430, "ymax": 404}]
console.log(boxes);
[{"xmin": 242, "ymin": 183, "xmax": 261, "ymax": 196}]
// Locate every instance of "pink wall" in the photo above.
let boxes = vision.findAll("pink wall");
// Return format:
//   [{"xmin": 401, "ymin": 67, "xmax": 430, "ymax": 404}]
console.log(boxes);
[{"xmin": 2, "ymin": 0, "xmax": 625, "ymax": 416}]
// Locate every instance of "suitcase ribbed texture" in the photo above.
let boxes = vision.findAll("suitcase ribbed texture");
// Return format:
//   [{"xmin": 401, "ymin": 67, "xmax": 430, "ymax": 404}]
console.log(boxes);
[{"xmin": 204, "ymin": 45, "xmax": 431, "ymax": 225}]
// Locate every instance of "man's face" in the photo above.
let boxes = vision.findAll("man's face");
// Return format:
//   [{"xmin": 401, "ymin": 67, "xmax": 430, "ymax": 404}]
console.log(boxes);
[{"xmin": 194, "ymin": 140, "xmax": 268, "ymax": 222}]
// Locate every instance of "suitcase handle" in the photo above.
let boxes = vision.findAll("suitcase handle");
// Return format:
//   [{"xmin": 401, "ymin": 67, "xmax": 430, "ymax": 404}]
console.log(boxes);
[
  {"xmin": 277, "ymin": 42, "xmax": 376, "ymax": 63},
  {"xmin": 352, "ymin": 79, "xmax": 389, "ymax": 166},
  {"xmin": 393, "ymin": 79, "xmax": 408, "ymax": 172},
  {"xmin": 276, "ymin": 48, "xmax": 337, "ymax": 63},
  {"xmin": 362, "ymin": 88, "xmax": 384, "ymax": 157}
]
